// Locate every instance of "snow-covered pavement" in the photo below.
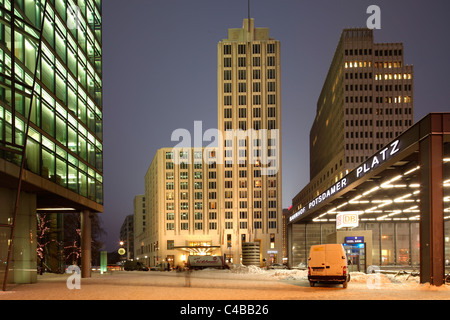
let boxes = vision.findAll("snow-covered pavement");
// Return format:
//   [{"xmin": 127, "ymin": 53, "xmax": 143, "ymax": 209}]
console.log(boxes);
[{"xmin": 1, "ymin": 265, "xmax": 449, "ymax": 300}]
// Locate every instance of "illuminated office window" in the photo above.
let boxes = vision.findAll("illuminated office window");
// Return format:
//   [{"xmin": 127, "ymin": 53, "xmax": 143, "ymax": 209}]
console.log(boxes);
[{"xmin": 0, "ymin": 0, "xmax": 103, "ymax": 204}]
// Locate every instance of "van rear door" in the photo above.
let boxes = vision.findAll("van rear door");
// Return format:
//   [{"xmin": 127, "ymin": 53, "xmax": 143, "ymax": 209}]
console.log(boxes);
[
  {"xmin": 324, "ymin": 244, "xmax": 346, "ymax": 277},
  {"xmin": 309, "ymin": 245, "xmax": 326, "ymax": 275}
]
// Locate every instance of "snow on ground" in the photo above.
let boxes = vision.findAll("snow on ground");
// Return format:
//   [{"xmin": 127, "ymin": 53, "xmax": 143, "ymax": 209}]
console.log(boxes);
[
  {"xmin": 201, "ymin": 264, "xmax": 450, "ymax": 292},
  {"xmin": 0, "ymin": 264, "xmax": 449, "ymax": 300},
  {"xmin": 182, "ymin": 264, "xmax": 449, "ymax": 291}
]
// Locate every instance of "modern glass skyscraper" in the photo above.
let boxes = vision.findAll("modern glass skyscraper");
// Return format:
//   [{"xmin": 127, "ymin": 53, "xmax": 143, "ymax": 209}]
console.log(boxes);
[{"xmin": 0, "ymin": 0, "xmax": 103, "ymax": 286}]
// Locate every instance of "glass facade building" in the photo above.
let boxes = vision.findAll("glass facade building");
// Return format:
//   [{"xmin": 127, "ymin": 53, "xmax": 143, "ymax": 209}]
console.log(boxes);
[
  {"xmin": 0, "ymin": 0, "xmax": 103, "ymax": 286},
  {"xmin": 0, "ymin": 0, "xmax": 103, "ymax": 205},
  {"xmin": 287, "ymin": 113, "xmax": 450, "ymax": 285}
]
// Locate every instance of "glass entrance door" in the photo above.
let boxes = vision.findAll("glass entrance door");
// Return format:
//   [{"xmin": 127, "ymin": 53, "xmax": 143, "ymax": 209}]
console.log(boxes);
[{"xmin": 343, "ymin": 243, "xmax": 366, "ymax": 272}]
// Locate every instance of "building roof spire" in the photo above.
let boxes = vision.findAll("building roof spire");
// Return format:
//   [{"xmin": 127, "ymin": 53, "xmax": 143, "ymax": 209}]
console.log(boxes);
[{"xmin": 248, "ymin": 0, "xmax": 251, "ymax": 28}]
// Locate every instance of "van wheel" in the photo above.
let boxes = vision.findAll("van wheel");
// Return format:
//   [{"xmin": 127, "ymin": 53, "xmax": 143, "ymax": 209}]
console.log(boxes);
[
  {"xmin": 309, "ymin": 281, "xmax": 315, "ymax": 287},
  {"xmin": 343, "ymin": 281, "xmax": 348, "ymax": 289}
]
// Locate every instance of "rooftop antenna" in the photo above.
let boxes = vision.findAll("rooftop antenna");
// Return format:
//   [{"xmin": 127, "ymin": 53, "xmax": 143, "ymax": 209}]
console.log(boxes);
[{"xmin": 248, "ymin": 0, "xmax": 251, "ymax": 30}]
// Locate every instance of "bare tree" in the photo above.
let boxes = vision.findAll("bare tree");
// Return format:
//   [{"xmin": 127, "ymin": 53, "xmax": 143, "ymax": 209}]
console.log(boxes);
[
  {"xmin": 63, "ymin": 212, "xmax": 106, "ymax": 266},
  {"xmin": 36, "ymin": 213, "xmax": 55, "ymax": 274}
]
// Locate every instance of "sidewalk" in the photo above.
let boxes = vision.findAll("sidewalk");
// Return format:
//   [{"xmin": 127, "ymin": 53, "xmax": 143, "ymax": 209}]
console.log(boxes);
[{"xmin": 1, "ymin": 269, "xmax": 449, "ymax": 300}]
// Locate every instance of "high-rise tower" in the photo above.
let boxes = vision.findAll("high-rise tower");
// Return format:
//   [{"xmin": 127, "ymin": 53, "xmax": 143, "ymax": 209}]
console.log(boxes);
[
  {"xmin": 217, "ymin": 19, "xmax": 283, "ymax": 263},
  {"xmin": 294, "ymin": 28, "xmax": 413, "ymax": 210}
]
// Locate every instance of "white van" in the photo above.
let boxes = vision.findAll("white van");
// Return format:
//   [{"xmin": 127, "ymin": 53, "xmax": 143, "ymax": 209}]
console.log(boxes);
[{"xmin": 308, "ymin": 244, "xmax": 350, "ymax": 288}]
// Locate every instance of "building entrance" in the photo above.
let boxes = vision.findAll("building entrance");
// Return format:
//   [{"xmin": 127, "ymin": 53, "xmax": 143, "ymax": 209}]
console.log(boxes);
[{"xmin": 343, "ymin": 241, "xmax": 366, "ymax": 272}]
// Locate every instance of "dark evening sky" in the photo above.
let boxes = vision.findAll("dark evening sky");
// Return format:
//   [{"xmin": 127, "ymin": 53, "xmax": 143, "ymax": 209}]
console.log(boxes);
[{"xmin": 101, "ymin": 0, "xmax": 450, "ymax": 251}]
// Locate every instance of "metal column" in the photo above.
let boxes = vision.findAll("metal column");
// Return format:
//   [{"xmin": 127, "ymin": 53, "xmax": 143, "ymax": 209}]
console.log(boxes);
[
  {"xmin": 419, "ymin": 123, "xmax": 444, "ymax": 286},
  {"xmin": 81, "ymin": 210, "xmax": 92, "ymax": 278}
]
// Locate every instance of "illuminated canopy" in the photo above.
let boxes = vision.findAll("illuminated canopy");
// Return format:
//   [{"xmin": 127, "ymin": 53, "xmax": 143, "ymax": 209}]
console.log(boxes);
[{"xmin": 288, "ymin": 113, "xmax": 450, "ymax": 225}]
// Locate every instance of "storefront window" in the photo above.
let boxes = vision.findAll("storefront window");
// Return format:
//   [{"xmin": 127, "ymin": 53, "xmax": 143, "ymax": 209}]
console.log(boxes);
[
  {"xmin": 366, "ymin": 223, "xmax": 380, "ymax": 265},
  {"xmin": 396, "ymin": 223, "xmax": 411, "ymax": 265},
  {"xmin": 321, "ymin": 224, "xmax": 336, "ymax": 240},
  {"xmin": 411, "ymin": 223, "xmax": 420, "ymax": 266},
  {"xmin": 291, "ymin": 224, "xmax": 306, "ymax": 266},
  {"xmin": 306, "ymin": 224, "xmax": 321, "ymax": 252},
  {"xmin": 381, "ymin": 224, "xmax": 395, "ymax": 265}
]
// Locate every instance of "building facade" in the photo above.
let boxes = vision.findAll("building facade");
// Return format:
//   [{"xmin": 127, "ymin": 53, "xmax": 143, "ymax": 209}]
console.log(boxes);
[
  {"xmin": 296, "ymin": 28, "xmax": 414, "ymax": 211},
  {"xmin": 287, "ymin": 113, "xmax": 450, "ymax": 286},
  {"xmin": 133, "ymin": 195, "xmax": 145, "ymax": 237},
  {"xmin": 120, "ymin": 214, "xmax": 134, "ymax": 260},
  {"xmin": 138, "ymin": 148, "xmax": 221, "ymax": 267},
  {"xmin": 285, "ymin": 29, "xmax": 450, "ymax": 285},
  {"xmin": 217, "ymin": 18, "xmax": 283, "ymax": 264},
  {"xmin": 0, "ymin": 0, "xmax": 103, "ymax": 286},
  {"xmin": 133, "ymin": 194, "xmax": 146, "ymax": 261},
  {"xmin": 134, "ymin": 18, "xmax": 283, "ymax": 268}
]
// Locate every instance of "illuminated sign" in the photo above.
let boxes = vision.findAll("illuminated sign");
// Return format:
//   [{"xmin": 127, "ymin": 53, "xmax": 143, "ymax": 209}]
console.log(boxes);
[
  {"xmin": 289, "ymin": 138, "xmax": 404, "ymax": 224},
  {"xmin": 289, "ymin": 178, "xmax": 348, "ymax": 222},
  {"xmin": 336, "ymin": 212, "xmax": 359, "ymax": 229},
  {"xmin": 356, "ymin": 140, "xmax": 400, "ymax": 178},
  {"xmin": 289, "ymin": 206, "xmax": 306, "ymax": 222},
  {"xmin": 308, "ymin": 178, "xmax": 347, "ymax": 209},
  {"xmin": 345, "ymin": 236, "xmax": 364, "ymax": 244}
]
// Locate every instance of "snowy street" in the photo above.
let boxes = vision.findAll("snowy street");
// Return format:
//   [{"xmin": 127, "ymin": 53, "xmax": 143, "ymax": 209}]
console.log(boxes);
[{"xmin": 1, "ymin": 265, "xmax": 449, "ymax": 301}]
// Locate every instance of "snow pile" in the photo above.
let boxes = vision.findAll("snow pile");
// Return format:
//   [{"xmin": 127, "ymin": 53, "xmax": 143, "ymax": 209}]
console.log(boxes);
[
  {"xmin": 229, "ymin": 264, "xmax": 266, "ymax": 275},
  {"xmin": 350, "ymin": 272, "xmax": 394, "ymax": 285},
  {"xmin": 271, "ymin": 270, "xmax": 308, "ymax": 281},
  {"xmin": 223, "ymin": 266, "xmax": 450, "ymax": 291},
  {"xmin": 228, "ymin": 264, "xmax": 308, "ymax": 281}
]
